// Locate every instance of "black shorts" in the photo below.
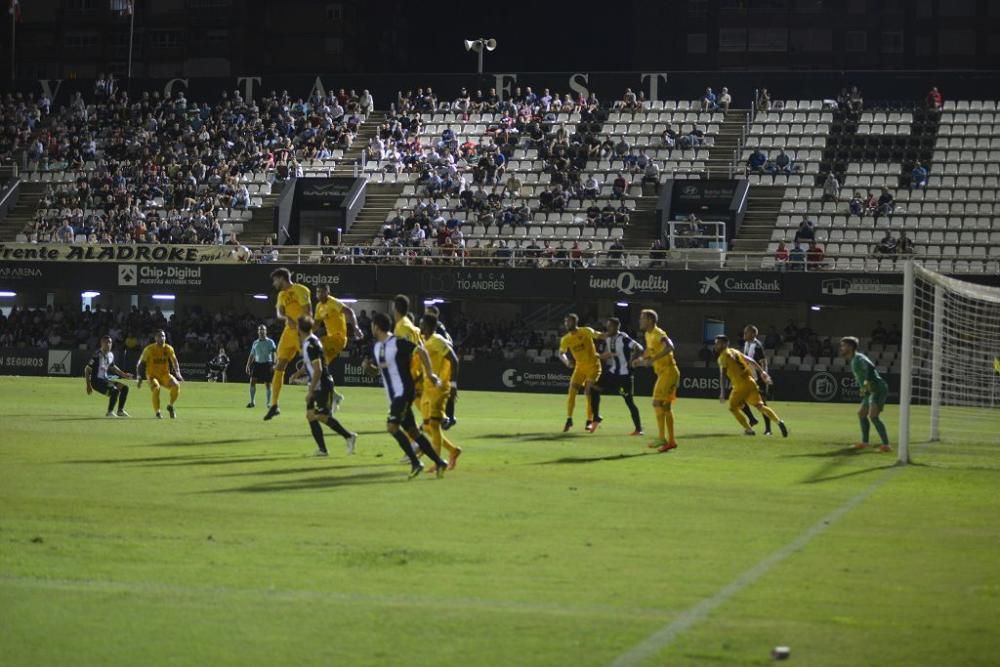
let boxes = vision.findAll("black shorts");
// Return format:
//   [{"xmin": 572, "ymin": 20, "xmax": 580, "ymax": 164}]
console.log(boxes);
[
  {"xmin": 251, "ymin": 361, "xmax": 273, "ymax": 382},
  {"xmin": 92, "ymin": 377, "xmax": 125, "ymax": 396},
  {"xmin": 387, "ymin": 396, "xmax": 417, "ymax": 430},
  {"xmin": 307, "ymin": 384, "xmax": 335, "ymax": 415},
  {"xmin": 598, "ymin": 373, "xmax": 634, "ymax": 398},
  {"xmin": 754, "ymin": 376, "xmax": 771, "ymax": 401}
]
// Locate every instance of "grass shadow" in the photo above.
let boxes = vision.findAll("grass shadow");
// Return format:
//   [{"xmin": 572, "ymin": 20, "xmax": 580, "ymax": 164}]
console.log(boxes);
[
  {"xmin": 212, "ymin": 463, "xmax": 398, "ymax": 478},
  {"xmin": 210, "ymin": 471, "xmax": 404, "ymax": 493},
  {"xmin": 478, "ymin": 432, "xmax": 582, "ymax": 442},
  {"xmin": 802, "ymin": 463, "xmax": 899, "ymax": 484},
  {"xmin": 534, "ymin": 452, "xmax": 654, "ymax": 465},
  {"xmin": 63, "ymin": 453, "xmax": 295, "ymax": 466},
  {"xmin": 148, "ymin": 437, "xmax": 264, "ymax": 448},
  {"xmin": 782, "ymin": 446, "xmax": 867, "ymax": 459}
]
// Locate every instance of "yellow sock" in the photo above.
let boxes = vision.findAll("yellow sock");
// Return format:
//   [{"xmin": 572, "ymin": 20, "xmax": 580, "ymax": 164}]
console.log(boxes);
[
  {"xmin": 271, "ymin": 369, "xmax": 284, "ymax": 406},
  {"xmin": 441, "ymin": 435, "xmax": 459, "ymax": 457},
  {"xmin": 168, "ymin": 385, "xmax": 179, "ymax": 405},
  {"xmin": 566, "ymin": 389, "xmax": 576, "ymax": 418},
  {"xmin": 427, "ymin": 422, "xmax": 442, "ymax": 455},
  {"xmin": 665, "ymin": 408, "xmax": 675, "ymax": 442},
  {"xmin": 151, "ymin": 387, "xmax": 161, "ymax": 412},
  {"xmin": 731, "ymin": 407, "xmax": 750, "ymax": 430},
  {"xmin": 585, "ymin": 392, "xmax": 594, "ymax": 421},
  {"xmin": 655, "ymin": 406, "xmax": 666, "ymax": 440},
  {"xmin": 759, "ymin": 405, "xmax": 781, "ymax": 423}
]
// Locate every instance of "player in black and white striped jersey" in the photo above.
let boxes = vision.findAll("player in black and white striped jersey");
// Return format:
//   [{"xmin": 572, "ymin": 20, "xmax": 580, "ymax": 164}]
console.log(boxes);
[
  {"xmin": 588, "ymin": 317, "xmax": 644, "ymax": 435},
  {"xmin": 364, "ymin": 312, "xmax": 449, "ymax": 479},
  {"xmin": 740, "ymin": 325, "xmax": 772, "ymax": 435},
  {"xmin": 298, "ymin": 316, "xmax": 358, "ymax": 458},
  {"xmin": 84, "ymin": 335, "xmax": 134, "ymax": 417}
]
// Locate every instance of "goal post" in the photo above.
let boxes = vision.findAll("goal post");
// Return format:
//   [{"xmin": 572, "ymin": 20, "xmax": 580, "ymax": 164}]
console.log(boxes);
[{"xmin": 899, "ymin": 260, "xmax": 1000, "ymax": 465}]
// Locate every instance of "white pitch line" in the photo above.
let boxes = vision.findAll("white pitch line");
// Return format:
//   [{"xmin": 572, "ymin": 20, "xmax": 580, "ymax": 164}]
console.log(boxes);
[{"xmin": 610, "ymin": 463, "xmax": 905, "ymax": 667}]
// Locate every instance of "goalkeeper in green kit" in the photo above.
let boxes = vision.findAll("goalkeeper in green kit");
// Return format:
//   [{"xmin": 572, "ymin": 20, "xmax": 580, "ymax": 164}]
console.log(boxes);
[{"xmin": 839, "ymin": 336, "xmax": 891, "ymax": 452}]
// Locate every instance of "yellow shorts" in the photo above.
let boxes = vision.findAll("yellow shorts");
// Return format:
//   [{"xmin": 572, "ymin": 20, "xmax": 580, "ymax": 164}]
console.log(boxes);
[
  {"xmin": 420, "ymin": 386, "xmax": 448, "ymax": 420},
  {"xmin": 147, "ymin": 373, "xmax": 178, "ymax": 389},
  {"xmin": 653, "ymin": 372, "xmax": 679, "ymax": 403},
  {"xmin": 277, "ymin": 328, "xmax": 300, "ymax": 362},
  {"xmin": 728, "ymin": 382, "xmax": 763, "ymax": 410},
  {"xmin": 570, "ymin": 364, "xmax": 601, "ymax": 387},
  {"xmin": 321, "ymin": 333, "xmax": 347, "ymax": 365}
]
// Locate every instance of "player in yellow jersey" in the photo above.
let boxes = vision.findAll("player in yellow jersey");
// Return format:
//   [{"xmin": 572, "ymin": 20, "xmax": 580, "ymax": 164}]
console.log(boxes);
[
  {"xmin": 632, "ymin": 309, "xmax": 680, "ymax": 452},
  {"xmin": 136, "ymin": 329, "xmax": 183, "ymax": 419},
  {"xmin": 313, "ymin": 283, "xmax": 364, "ymax": 410},
  {"xmin": 264, "ymin": 268, "xmax": 312, "ymax": 421},
  {"xmin": 392, "ymin": 294, "xmax": 424, "ymax": 397},
  {"xmin": 714, "ymin": 334, "xmax": 788, "ymax": 437},
  {"xmin": 558, "ymin": 313, "xmax": 603, "ymax": 433},
  {"xmin": 419, "ymin": 313, "xmax": 463, "ymax": 472}
]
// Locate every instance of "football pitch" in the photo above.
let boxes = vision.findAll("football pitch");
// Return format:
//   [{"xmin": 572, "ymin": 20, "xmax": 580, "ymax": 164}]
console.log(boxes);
[{"xmin": 1, "ymin": 377, "xmax": 998, "ymax": 666}]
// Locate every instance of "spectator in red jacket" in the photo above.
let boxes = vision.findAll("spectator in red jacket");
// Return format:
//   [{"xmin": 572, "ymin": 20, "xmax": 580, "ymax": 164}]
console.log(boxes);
[
  {"xmin": 927, "ymin": 87, "xmax": 943, "ymax": 110},
  {"xmin": 774, "ymin": 241, "xmax": 790, "ymax": 271},
  {"xmin": 806, "ymin": 241, "xmax": 826, "ymax": 270}
]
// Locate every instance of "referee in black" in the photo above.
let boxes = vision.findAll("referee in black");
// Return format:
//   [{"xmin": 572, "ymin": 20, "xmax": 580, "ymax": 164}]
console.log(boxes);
[
  {"xmin": 589, "ymin": 317, "xmax": 644, "ymax": 435},
  {"xmin": 741, "ymin": 324, "xmax": 772, "ymax": 435}
]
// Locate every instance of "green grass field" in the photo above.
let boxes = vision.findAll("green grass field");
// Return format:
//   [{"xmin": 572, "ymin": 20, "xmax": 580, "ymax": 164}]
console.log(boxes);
[{"xmin": 1, "ymin": 377, "xmax": 998, "ymax": 666}]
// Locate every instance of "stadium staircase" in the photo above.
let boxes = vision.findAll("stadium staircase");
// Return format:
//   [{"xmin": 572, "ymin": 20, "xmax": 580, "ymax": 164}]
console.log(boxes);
[
  {"xmin": 342, "ymin": 182, "xmax": 404, "ymax": 245},
  {"xmin": 0, "ymin": 182, "xmax": 45, "ymax": 242},
  {"xmin": 621, "ymin": 194, "xmax": 660, "ymax": 250},
  {"xmin": 333, "ymin": 112, "xmax": 385, "ymax": 177},
  {"xmin": 238, "ymin": 193, "xmax": 281, "ymax": 246},
  {"xmin": 730, "ymin": 184, "xmax": 785, "ymax": 253},
  {"xmin": 707, "ymin": 109, "xmax": 748, "ymax": 178}
]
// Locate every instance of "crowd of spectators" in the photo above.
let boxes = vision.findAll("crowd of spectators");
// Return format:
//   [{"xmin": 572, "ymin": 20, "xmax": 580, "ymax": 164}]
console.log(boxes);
[
  {"xmin": 746, "ymin": 147, "xmax": 796, "ymax": 174},
  {"xmin": 363, "ymin": 87, "xmax": 654, "ymax": 257},
  {"xmin": 0, "ymin": 304, "xmax": 278, "ymax": 366},
  {"xmin": 0, "ymin": 304, "xmax": 269, "ymax": 360},
  {"xmin": 872, "ymin": 230, "xmax": 916, "ymax": 257},
  {"xmin": 846, "ymin": 187, "xmax": 896, "ymax": 225},
  {"xmin": 0, "ymin": 303, "xmax": 568, "ymax": 365},
  {"xmin": 12, "ymin": 84, "xmax": 366, "ymax": 245}
]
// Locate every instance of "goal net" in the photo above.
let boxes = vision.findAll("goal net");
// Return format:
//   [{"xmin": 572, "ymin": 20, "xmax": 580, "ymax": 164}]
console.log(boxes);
[{"xmin": 899, "ymin": 261, "xmax": 1000, "ymax": 463}]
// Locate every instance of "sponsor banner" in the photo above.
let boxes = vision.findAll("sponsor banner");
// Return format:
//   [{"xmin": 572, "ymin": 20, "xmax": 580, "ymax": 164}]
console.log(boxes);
[
  {"xmin": 784, "ymin": 273, "xmax": 905, "ymax": 303},
  {"xmin": 0, "ymin": 244, "xmax": 237, "ymax": 264},
  {"xmin": 579, "ymin": 270, "xmax": 672, "ymax": 299},
  {"xmin": 332, "ymin": 359, "xmax": 383, "ymax": 388},
  {"xmin": 0, "ymin": 348, "xmax": 49, "ymax": 376},
  {"xmin": 46, "ymin": 349, "xmax": 73, "ymax": 376},
  {"xmin": 5, "ymin": 258, "xmax": 992, "ymax": 304},
  {"xmin": 118, "ymin": 264, "xmax": 207, "ymax": 289},
  {"xmin": 683, "ymin": 272, "xmax": 783, "ymax": 299},
  {"xmin": 0, "ymin": 261, "xmax": 378, "ymax": 295},
  {"xmin": 0, "ymin": 262, "xmax": 118, "ymax": 290},
  {"xmin": 797, "ymin": 370, "xmax": 901, "ymax": 404},
  {"xmin": 376, "ymin": 265, "xmax": 575, "ymax": 299}
]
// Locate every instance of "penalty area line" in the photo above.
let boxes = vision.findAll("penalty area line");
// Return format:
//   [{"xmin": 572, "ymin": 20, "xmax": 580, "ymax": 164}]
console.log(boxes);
[{"xmin": 609, "ymin": 462, "xmax": 906, "ymax": 667}]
